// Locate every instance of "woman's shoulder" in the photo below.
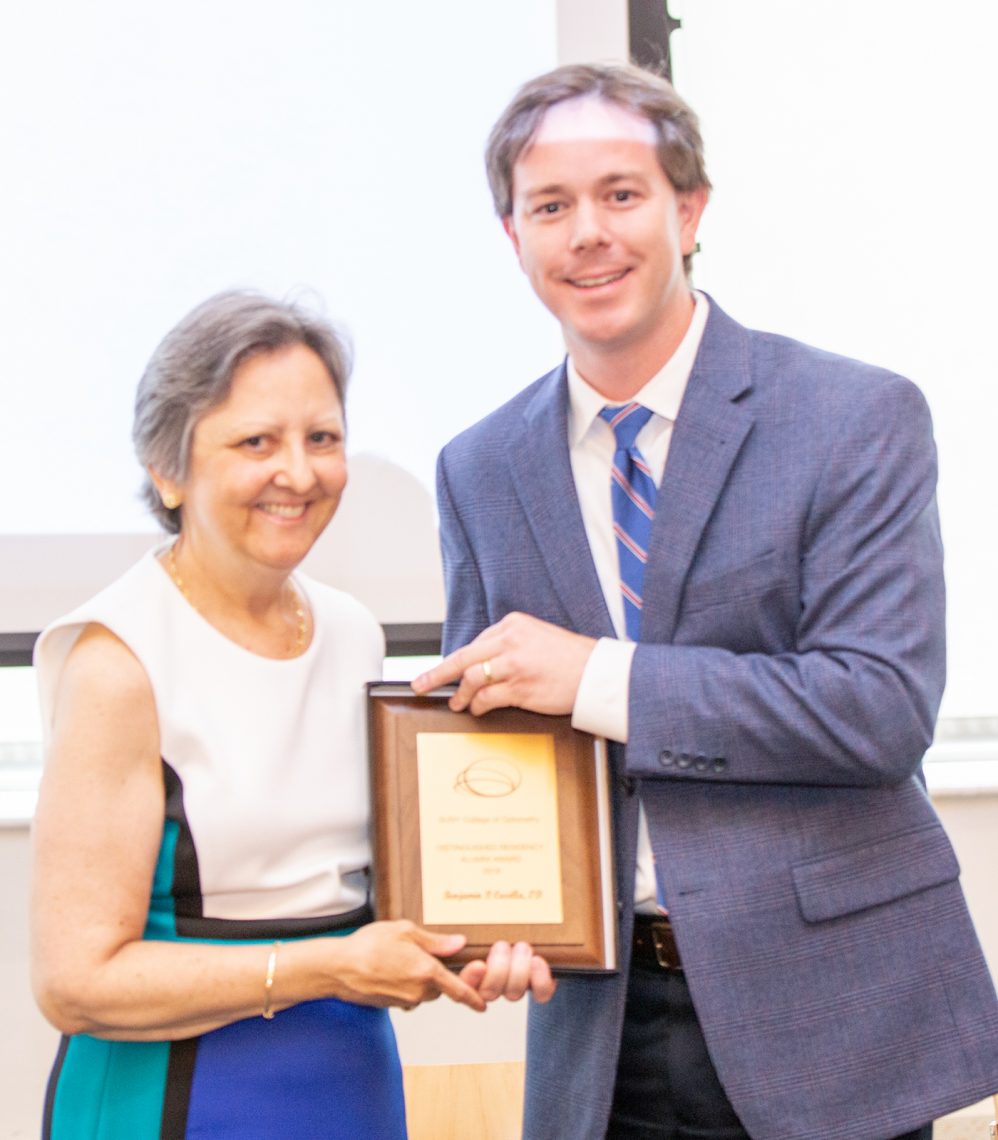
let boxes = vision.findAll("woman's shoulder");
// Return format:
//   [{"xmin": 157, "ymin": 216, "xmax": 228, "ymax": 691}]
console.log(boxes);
[
  {"xmin": 58, "ymin": 623, "xmax": 154, "ymax": 711},
  {"xmin": 34, "ymin": 550, "xmax": 168, "ymax": 732},
  {"xmin": 38, "ymin": 621, "xmax": 157, "ymax": 772}
]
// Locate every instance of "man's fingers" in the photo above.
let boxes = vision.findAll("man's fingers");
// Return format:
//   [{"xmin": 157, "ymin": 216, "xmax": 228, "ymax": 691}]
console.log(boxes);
[
  {"xmin": 458, "ymin": 959, "xmax": 489, "ymax": 989},
  {"xmin": 467, "ymin": 680, "xmax": 514, "ymax": 717},
  {"xmin": 411, "ymin": 614, "xmax": 595, "ymax": 719},
  {"xmin": 474, "ymin": 940, "xmax": 512, "ymax": 1002},
  {"xmin": 411, "ymin": 622, "xmax": 512, "ymax": 698},
  {"xmin": 470, "ymin": 941, "xmax": 550, "ymax": 1002},
  {"xmin": 410, "ymin": 652, "xmax": 468, "ymax": 694},
  {"xmin": 412, "ymin": 640, "xmax": 491, "ymax": 695},
  {"xmin": 454, "ymin": 942, "xmax": 556, "ymax": 1005},
  {"xmin": 476, "ymin": 940, "xmax": 531, "ymax": 1001},
  {"xmin": 529, "ymin": 954, "xmax": 557, "ymax": 1004},
  {"xmin": 412, "ymin": 646, "xmax": 506, "ymax": 715},
  {"xmin": 501, "ymin": 941, "xmax": 534, "ymax": 1001}
]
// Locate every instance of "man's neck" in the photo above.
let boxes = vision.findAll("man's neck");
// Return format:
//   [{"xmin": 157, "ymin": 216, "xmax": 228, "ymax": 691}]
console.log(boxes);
[{"xmin": 567, "ymin": 292, "xmax": 696, "ymax": 401}]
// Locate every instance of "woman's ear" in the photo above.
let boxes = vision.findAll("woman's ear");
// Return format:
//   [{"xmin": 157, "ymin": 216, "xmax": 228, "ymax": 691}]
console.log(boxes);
[{"xmin": 148, "ymin": 467, "xmax": 182, "ymax": 512}]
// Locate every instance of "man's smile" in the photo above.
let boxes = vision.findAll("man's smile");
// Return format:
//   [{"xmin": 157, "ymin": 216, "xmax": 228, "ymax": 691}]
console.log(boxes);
[{"xmin": 567, "ymin": 268, "xmax": 630, "ymax": 289}]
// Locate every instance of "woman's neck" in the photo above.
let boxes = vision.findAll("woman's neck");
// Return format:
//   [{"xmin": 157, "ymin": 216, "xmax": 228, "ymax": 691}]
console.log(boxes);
[{"xmin": 164, "ymin": 537, "xmax": 310, "ymax": 659}]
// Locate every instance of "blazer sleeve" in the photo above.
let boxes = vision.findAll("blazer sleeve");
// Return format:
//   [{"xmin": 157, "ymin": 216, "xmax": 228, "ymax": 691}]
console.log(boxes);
[
  {"xmin": 438, "ymin": 449, "xmax": 491, "ymax": 656},
  {"xmin": 626, "ymin": 373, "xmax": 945, "ymax": 789}
]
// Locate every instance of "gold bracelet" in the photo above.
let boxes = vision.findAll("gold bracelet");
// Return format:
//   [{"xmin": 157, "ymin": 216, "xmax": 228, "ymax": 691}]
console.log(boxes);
[{"xmin": 262, "ymin": 941, "xmax": 282, "ymax": 1020}]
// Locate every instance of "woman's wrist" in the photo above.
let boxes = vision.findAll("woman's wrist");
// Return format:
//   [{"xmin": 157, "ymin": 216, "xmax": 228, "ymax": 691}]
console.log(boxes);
[{"xmin": 261, "ymin": 941, "xmax": 281, "ymax": 1019}]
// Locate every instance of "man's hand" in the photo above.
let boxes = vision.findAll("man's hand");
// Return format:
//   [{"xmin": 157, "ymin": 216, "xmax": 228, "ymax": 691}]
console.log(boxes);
[
  {"xmin": 459, "ymin": 941, "xmax": 557, "ymax": 1004},
  {"xmin": 411, "ymin": 612, "xmax": 597, "ymax": 716}
]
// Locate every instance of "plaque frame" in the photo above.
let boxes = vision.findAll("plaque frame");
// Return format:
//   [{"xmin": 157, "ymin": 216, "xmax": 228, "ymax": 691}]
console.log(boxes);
[{"xmin": 367, "ymin": 683, "xmax": 618, "ymax": 972}]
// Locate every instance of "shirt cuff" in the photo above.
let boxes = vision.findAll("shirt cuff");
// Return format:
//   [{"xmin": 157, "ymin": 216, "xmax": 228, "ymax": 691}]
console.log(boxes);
[{"xmin": 571, "ymin": 637, "xmax": 636, "ymax": 743}]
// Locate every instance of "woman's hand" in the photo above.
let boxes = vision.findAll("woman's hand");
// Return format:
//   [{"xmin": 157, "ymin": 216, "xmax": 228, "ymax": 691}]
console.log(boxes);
[
  {"xmin": 326, "ymin": 921, "xmax": 487, "ymax": 1012},
  {"xmin": 459, "ymin": 941, "xmax": 557, "ymax": 1004}
]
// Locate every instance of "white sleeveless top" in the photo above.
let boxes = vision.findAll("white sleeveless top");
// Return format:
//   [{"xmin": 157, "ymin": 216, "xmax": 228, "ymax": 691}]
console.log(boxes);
[{"xmin": 35, "ymin": 549, "xmax": 384, "ymax": 927}]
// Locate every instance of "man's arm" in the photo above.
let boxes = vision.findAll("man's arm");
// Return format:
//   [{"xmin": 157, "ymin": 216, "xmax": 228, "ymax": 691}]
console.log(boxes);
[
  {"xmin": 416, "ymin": 375, "xmax": 944, "ymax": 790},
  {"xmin": 436, "ymin": 450, "xmax": 492, "ymax": 656},
  {"xmin": 625, "ymin": 373, "xmax": 944, "ymax": 788}
]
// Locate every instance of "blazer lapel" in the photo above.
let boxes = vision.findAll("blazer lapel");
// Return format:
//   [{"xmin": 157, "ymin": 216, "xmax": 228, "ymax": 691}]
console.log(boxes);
[
  {"xmin": 642, "ymin": 302, "xmax": 755, "ymax": 643},
  {"xmin": 507, "ymin": 364, "xmax": 616, "ymax": 639}
]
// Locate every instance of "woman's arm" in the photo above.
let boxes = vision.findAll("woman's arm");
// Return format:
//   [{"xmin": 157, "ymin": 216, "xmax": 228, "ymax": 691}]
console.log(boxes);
[{"xmin": 31, "ymin": 624, "xmax": 485, "ymax": 1042}]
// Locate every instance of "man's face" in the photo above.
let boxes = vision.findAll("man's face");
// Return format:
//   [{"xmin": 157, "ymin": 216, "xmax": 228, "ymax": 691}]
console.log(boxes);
[{"xmin": 504, "ymin": 97, "xmax": 706, "ymax": 372}]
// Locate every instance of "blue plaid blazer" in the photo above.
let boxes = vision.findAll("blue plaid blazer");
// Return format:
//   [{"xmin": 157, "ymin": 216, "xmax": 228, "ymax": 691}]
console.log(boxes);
[{"xmin": 436, "ymin": 299, "xmax": 998, "ymax": 1140}]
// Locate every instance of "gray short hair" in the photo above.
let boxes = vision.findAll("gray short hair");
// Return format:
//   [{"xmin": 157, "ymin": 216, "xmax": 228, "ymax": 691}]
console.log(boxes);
[
  {"xmin": 485, "ymin": 62, "xmax": 711, "ymax": 273},
  {"xmin": 133, "ymin": 290, "xmax": 352, "ymax": 533}
]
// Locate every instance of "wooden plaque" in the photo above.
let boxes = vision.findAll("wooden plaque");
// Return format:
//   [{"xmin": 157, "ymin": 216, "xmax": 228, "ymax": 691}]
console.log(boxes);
[{"xmin": 368, "ymin": 684, "xmax": 618, "ymax": 972}]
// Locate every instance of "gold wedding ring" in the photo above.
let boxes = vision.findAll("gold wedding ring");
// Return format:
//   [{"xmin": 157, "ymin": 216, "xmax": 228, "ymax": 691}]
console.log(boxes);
[{"xmin": 481, "ymin": 659, "xmax": 494, "ymax": 685}]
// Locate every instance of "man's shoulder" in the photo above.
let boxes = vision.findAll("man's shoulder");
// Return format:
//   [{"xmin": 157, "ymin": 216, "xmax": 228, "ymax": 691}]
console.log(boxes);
[
  {"xmin": 751, "ymin": 327, "xmax": 909, "ymax": 384},
  {"xmin": 702, "ymin": 298, "xmax": 928, "ymax": 415}
]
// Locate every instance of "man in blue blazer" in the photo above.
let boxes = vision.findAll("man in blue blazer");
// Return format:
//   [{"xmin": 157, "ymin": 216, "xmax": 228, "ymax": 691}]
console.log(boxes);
[{"xmin": 413, "ymin": 62, "xmax": 998, "ymax": 1139}]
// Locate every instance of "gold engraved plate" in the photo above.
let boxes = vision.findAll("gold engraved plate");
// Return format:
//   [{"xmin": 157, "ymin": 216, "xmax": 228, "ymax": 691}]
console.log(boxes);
[{"xmin": 416, "ymin": 732, "xmax": 564, "ymax": 926}]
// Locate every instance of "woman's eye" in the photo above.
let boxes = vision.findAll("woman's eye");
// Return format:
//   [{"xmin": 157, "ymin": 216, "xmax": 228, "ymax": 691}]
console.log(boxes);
[
  {"xmin": 241, "ymin": 435, "xmax": 267, "ymax": 450},
  {"xmin": 310, "ymin": 430, "xmax": 341, "ymax": 446}
]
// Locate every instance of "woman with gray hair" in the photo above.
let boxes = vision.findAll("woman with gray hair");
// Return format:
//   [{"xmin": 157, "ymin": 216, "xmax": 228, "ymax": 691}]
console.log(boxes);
[{"xmin": 30, "ymin": 291, "xmax": 554, "ymax": 1139}]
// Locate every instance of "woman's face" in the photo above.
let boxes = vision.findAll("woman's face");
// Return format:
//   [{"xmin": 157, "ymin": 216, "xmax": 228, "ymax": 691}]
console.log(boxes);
[{"xmin": 161, "ymin": 343, "xmax": 347, "ymax": 579}]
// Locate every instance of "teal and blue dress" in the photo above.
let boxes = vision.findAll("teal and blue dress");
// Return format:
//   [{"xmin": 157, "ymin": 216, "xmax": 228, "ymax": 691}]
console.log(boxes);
[{"xmin": 35, "ymin": 551, "xmax": 406, "ymax": 1139}]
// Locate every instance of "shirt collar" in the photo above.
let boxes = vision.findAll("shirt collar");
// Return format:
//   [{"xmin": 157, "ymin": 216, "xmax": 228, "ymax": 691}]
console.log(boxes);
[{"xmin": 567, "ymin": 291, "xmax": 710, "ymax": 447}]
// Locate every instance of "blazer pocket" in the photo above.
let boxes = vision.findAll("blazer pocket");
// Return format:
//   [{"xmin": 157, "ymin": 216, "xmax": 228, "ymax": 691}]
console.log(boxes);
[
  {"xmin": 681, "ymin": 549, "xmax": 783, "ymax": 614},
  {"xmin": 792, "ymin": 824, "xmax": 960, "ymax": 923}
]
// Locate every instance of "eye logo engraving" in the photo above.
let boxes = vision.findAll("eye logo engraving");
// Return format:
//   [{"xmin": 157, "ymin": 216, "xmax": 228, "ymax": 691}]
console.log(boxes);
[{"xmin": 454, "ymin": 757, "xmax": 522, "ymax": 798}]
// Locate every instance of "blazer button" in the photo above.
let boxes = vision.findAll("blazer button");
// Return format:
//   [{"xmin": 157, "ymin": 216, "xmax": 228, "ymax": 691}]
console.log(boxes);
[
  {"xmin": 659, "ymin": 750, "xmax": 674, "ymax": 767},
  {"xmin": 694, "ymin": 753, "xmax": 709, "ymax": 771},
  {"xmin": 712, "ymin": 756, "xmax": 727, "ymax": 772},
  {"xmin": 677, "ymin": 753, "xmax": 692, "ymax": 769}
]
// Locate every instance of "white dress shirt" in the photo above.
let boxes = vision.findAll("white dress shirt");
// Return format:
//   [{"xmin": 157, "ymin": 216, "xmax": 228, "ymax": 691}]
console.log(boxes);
[{"xmin": 567, "ymin": 292, "xmax": 709, "ymax": 911}]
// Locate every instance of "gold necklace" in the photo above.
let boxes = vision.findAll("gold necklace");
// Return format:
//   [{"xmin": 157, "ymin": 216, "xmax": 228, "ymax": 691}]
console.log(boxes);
[{"xmin": 167, "ymin": 542, "xmax": 308, "ymax": 657}]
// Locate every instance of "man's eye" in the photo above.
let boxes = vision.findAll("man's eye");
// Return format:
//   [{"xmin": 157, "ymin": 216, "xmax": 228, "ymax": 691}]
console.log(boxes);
[
  {"xmin": 536, "ymin": 202, "xmax": 562, "ymax": 216},
  {"xmin": 310, "ymin": 430, "xmax": 340, "ymax": 446},
  {"xmin": 241, "ymin": 435, "xmax": 266, "ymax": 450},
  {"xmin": 612, "ymin": 190, "xmax": 635, "ymax": 203}
]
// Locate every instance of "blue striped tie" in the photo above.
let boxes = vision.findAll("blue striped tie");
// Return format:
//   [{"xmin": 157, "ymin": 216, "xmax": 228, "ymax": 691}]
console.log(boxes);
[{"xmin": 599, "ymin": 403, "xmax": 657, "ymax": 641}]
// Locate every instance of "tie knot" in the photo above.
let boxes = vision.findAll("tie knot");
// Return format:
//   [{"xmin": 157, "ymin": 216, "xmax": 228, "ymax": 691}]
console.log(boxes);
[{"xmin": 599, "ymin": 403, "xmax": 654, "ymax": 451}]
